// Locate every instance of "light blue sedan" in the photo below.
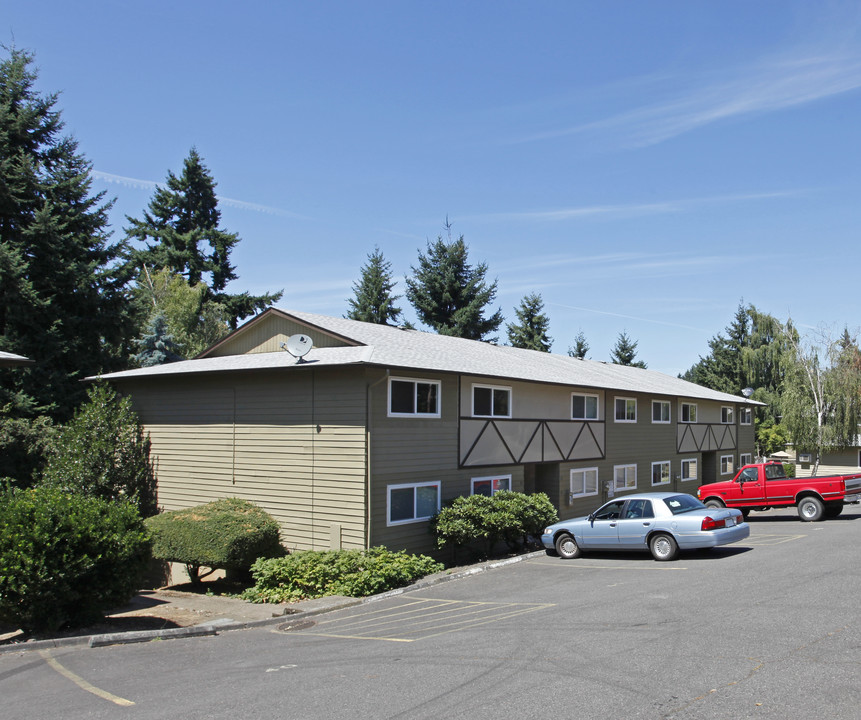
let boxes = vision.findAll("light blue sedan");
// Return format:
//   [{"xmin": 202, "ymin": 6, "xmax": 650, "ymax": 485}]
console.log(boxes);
[{"xmin": 541, "ymin": 492, "xmax": 749, "ymax": 561}]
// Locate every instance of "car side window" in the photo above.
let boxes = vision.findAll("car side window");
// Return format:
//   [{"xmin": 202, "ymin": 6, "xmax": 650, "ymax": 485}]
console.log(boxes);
[
  {"xmin": 739, "ymin": 468, "xmax": 758, "ymax": 483},
  {"xmin": 594, "ymin": 500, "xmax": 625, "ymax": 521},
  {"xmin": 624, "ymin": 499, "xmax": 656, "ymax": 519}
]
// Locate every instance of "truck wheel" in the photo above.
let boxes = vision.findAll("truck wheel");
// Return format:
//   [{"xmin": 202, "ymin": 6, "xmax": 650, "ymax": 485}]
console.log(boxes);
[
  {"xmin": 554, "ymin": 533, "xmax": 581, "ymax": 559},
  {"xmin": 824, "ymin": 503, "xmax": 844, "ymax": 519},
  {"xmin": 649, "ymin": 533, "xmax": 679, "ymax": 561},
  {"xmin": 798, "ymin": 496, "xmax": 824, "ymax": 522},
  {"xmin": 704, "ymin": 499, "xmax": 725, "ymax": 509}
]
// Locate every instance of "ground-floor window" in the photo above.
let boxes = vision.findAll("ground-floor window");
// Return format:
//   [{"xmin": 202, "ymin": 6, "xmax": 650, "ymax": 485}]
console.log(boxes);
[
  {"xmin": 614, "ymin": 464, "xmax": 637, "ymax": 490},
  {"xmin": 387, "ymin": 481, "xmax": 440, "ymax": 525},
  {"xmin": 569, "ymin": 467, "xmax": 599, "ymax": 500},
  {"xmin": 651, "ymin": 461, "xmax": 671, "ymax": 486},
  {"xmin": 681, "ymin": 458, "xmax": 698, "ymax": 482},
  {"xmin": 471, "ymin": 475, "xmax": 511, "ymax": 497},
  {"xmin": 740, "ymin": 453, "xmax": 752, "ymax": 466},
  {"xmin": 720, "ymin": 455, "xmax": 735, "ymax": 475}
]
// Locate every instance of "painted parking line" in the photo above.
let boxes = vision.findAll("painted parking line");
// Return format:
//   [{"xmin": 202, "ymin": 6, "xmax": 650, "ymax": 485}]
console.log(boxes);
[
  {"xmin": 744, "ymin": 533, "xmax": 806, "ymax": 545},
  {"xmin": 280, "ymin": 597, "xmax": 554, "ymax": 643},
  {"xmin": 530, "ymin": 557, "xmax": 688, "ymax": 570},
  {"xmin": 39, "ymin": 650, "xmax": 134, "ymax": 707}
]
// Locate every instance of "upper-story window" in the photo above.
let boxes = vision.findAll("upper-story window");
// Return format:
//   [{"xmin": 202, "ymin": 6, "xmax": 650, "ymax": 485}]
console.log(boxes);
[
  {"xmin": 740, "ymin": 407, "xmax": 752, "ymax": 425},
  {"xmin": 721, "ymin": 406, "xmax": 734, "ymax": 424},
  {"xmin": 614, "ymin": 397, "xmax": 637, "ymax": 423},
  {"xmin": 572, "ymin": 393, "xmax": 599, "ymax": 420},
  {"xmin": 652, "ymin": 400, "xmax": 670, "ymax": 424},
  {"xmin": 388, "ymin": 377, "xmax": 440, "ymax": 417},
  {"xmin": 472, "ymin": 384, "xmax": 511, "ymax": 418},
  {"xmin": 681, "ymin": 402, "xmax": 697, "ymax": 423}
]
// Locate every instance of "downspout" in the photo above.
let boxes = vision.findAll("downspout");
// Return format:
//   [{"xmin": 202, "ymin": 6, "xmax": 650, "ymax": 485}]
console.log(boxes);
[{"xmin": 365, "ymin": 369, "xmax": 390, "ymax": 549}]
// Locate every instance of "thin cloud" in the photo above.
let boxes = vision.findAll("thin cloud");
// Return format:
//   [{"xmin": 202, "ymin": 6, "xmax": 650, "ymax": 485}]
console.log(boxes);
[
  {"xmin": 549, "ymin": 301, "xmax": 709, "ymax": 334},
  {"xmin": 469, "ymin": 190, "xmax": 801, "ymax": 224},
  {"xmin": 518, "ymin": 47, "xmax": 861, "ymax": 148},
  {"xmin": 92, "ymin": 171, "xmax": 304, "ymax": 218}
]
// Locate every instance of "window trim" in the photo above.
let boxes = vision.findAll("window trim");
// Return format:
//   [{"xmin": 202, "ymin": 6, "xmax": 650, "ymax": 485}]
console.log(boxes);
[
  {"xmin": 571, "ymin": 392, "xmax": 600, "ymax": 421},
  {"xmin": 651, "ymin": 400, "xmax": 671, "ymax": 424},
  {"xmin": 386, "ymin": 481, "xmax": 440, "ymax": 526},
  {"xmin": 721, "ymin": 406, "xmax": 734, "ymax": 424},
  {"xmin": 471, "ymin": 383, "xmax": 512, "ymax": 418},
  {"xmin": 651, "ymin": 460, "xmax": 671, "ymax": 486},
  {"xmin": 569, "ymin": 467, "xmax": 599, "ymax": 500},
  {"xmin": 720, "ymin": 454, "xmax": 735, "ymax": 476},
  {"xmin": 388, "ymin": 376, "xmax": 441, "ymax": 418},
  {"xmin": 614, "ymin": 397, "xmax": 637, "ymax": 423},
  {"xmin": 740, "ymin": 407, "xmax": 752, "ymax": 425},
  {"xmin": 614, "ymin": 464, "xmax": 637, "ymax": 490},
  {"xmin": 680, "ymin": 402, "xmax": 697, "ymax": 423},
  {"xmin": 470, "ymin": 474, "xmax": 512, "ymax": 497},
  {"xmin": 681, "ymin": 458, "xmax": 698, "ymax": 482}
]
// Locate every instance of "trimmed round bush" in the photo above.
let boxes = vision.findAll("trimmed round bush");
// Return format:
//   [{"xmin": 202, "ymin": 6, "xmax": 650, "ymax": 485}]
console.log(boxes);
[
  {"xmin": 145, "ymin": 498, "xmax": 285, "ymax": 584},
  {"xmin": 0, "ymin": 485, "xmax": 150, "ymax": 634},
  {"xmin": 241, "ymin": 547, "xmax": 444, "ymax": 603}
]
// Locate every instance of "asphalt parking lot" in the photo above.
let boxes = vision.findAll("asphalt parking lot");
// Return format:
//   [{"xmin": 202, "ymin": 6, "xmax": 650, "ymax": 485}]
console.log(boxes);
[{"xmin": 4, "ymin": 506, "xmax": 861, "ymax": 720}]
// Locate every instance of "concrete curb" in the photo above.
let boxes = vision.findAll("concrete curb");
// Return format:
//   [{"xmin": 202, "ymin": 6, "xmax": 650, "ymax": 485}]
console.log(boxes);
[{"xmin": 0, "ymin": 550, "xmax": 543, "ymax": 654}]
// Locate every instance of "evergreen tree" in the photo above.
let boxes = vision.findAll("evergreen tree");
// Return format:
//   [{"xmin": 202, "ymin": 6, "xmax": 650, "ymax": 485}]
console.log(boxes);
[
  {"xmin": 0, "ymin": 48, "xmax": 132, "ymax": 482},
  {"xmin": 346, "ymin": 247, "xmax": 403, "ymax": 324},
  {"xmin": 126, "ymin": 148, "xmax": 282, "ymax": 329},
  {"xmin": 610, "ymin": 331, "xmax": 647, "ymax": 368},
  {"xmin": 405, "ymin": 221, "xmax": 503, "ymax": 341},
  {"xmin": 568, "ymin": 330, "xmax": 589, "ymax": 359},
  {"xmin": 507, "ymin": 293, "xmax": 552, "ymax": 351},
  {"xmin": 133, "ymin": 313, "xmax": 183, "ymax": 367}
]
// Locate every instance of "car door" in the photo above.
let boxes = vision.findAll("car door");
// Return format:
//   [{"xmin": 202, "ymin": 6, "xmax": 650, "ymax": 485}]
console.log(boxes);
[
  {"xmin": 578, "ymin": 499, "xmax": 626, "ymax": 549},
  {"xmin": 735, "ymin": 467, "xmax": 766, "ymax": 507},
  {"xmin": 616, "ymin": 499, "xmax": 655, "ymax": 548}
]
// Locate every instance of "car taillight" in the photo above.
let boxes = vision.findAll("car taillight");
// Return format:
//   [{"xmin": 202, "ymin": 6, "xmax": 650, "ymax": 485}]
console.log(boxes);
[{"xmin": 701, "ymin": 515, "xmax": 726, "ymax": 531}]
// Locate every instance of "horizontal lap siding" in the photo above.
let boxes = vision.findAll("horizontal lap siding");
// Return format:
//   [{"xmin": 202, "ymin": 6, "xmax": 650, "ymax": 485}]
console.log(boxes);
[{"xmin": 121, "ymin": 370, "xmax": 367, "ymax": 553}]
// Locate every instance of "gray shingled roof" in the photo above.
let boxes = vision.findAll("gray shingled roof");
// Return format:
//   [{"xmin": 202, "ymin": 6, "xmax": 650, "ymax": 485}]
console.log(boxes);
[{"xmin": 94, "ymin": 308, "xmax": 759, "ymax": 405}]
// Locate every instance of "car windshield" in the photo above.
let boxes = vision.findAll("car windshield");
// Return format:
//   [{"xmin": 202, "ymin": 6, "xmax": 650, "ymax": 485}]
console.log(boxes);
[{"xmin": 662, "ymin": 494, "xmax": 705, "ymax": 515}]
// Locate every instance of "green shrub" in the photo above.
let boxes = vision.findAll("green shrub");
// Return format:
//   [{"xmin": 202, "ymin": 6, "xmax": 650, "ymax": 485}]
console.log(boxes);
[
  {"xmin": 0, "ymin": 485, "xmax": 150, "ymax": 634},
  {"xmin": 431, "ymin": 491, "xmax": 558, "ymax": 556},
  {"xmin": 145, "ymin": 498, "xmax": 284, "ymax": 584},
  {"xmin": 41, "ymin": 384, "xmax": 157, "ymax": 517},
  {"xmin": 241, "ymin": 547, "xmax": 444, "ymax": 603}
]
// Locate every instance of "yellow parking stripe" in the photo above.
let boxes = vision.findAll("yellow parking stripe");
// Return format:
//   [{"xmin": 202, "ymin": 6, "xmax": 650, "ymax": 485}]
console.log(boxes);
[{"xmin": 39, "ymin": 651, "xmax": 134, "ymax": 707}]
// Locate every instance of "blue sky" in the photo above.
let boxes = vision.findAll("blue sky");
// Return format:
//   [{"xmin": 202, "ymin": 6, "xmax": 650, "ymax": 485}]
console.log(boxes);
[{"xmin": 5, "ymin": 1, "xmax": 861, "ymax": 375}]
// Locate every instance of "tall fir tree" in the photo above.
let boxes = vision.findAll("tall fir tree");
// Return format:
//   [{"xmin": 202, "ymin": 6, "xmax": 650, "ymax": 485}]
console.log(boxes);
[
  {"xmin": 610, "ymin": 331, "xmax": 647, "ymax": 368},
  {"xmin": 0, "ymin": 48, "xmax": 133, "ymax": 482},
  {"xmin": 126, "ymin": 148, "xmax": 282, "ymax": 330},
  {"xmin": 568, "ymin": 330, "xmax": 589, "ymax": 359},
  {"xmin": 507, "ymin": 293, "xmax": 552, "ymax": 351},
  {"xmin": 405, "ymin": 221, "xmax": 503, "ymax": 341},
  {"xmin": 346, "ymin": 247, "xmax": 403, "ymax": 325}
]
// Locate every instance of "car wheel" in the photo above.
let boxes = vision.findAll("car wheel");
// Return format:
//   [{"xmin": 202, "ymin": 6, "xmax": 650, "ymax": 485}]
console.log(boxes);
[
  {"xmin": 649, "ymin": 533, "xmax": 679, "ymax": 561},
  {"xmin": 704, "ymin": 499, "xmax": 725, "ymax": 509},
  {"xmin": 554, "ymin": 533, "xmax": 581, "ymax": 560},
  {"xmin": 740, "ymin": 508, "xmax": 751, "ymax": 519},
  {"xmin": 798, "ymin": 496, "xmax": 824, "ymax": 522},
  {"xmin": 824, "ymin": 503, "xmax": 843, "ymax": 519}
]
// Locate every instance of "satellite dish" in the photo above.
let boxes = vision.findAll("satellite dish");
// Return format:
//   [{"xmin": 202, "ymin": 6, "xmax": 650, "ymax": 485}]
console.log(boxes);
[
  {"xmin": 742, "ymin": 387, "xmax": 754, "ymax": 398},
  {"xmin": 283, "ymin": 334, "xmax": 313, "ymax": 361}
]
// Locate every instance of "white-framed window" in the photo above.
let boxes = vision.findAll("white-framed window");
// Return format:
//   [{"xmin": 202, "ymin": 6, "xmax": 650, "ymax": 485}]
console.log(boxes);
[
  {"xmin": 651, "ymin": 461, "xmax": 671, "ymax": 486},
  {"xmin": 388, "ymin": 377, "xmax": 440, "ymax": 417},
  {"xmin": 721, "ymin": 406, "xmax": 734, "ymax": 424},
  {"xmin": 572, "ymin": 393, "xmax": 599, "ymax": 420},
  {"xmin": 614, "ymin": 397, "xmax": 637, "ymax": 423},
  {"xmin": 387, "ymin": 481, "xmax": 440, "ymax": 525},
  {"xmin": 720, "ymin": 455, "xmax": 735, "ymax": 475},
  {"xmin": 681, "ymin": 402, "xmax": 697, "ymax": 423},
  {"xmin": 740, "ymin": 453, "xmax": 752, "ymax": 467},
  {"xmin": 681, "ymin": 458, "xmax": 698, "ymax": 482},
  {"xmin": 569, "ymin": 467, "xmax": 599, "ymax": 500},
  {"xmin": 614, "ymin": 464, "xmax": 637, "ymax": 490},
  {"xmin": 652, "ymin": 400, "xmax": 670, "ymax": 424},
  {"xmin": 472, "ymin": 384, "xmax": 511, "ymax": 418},
  {"xmin": 740, "ymin": 407, "xmax": 752, "ymax": 425},
  {"xmin": 471, "ymin": 475, "xmax": 511, "ymax": 497}
]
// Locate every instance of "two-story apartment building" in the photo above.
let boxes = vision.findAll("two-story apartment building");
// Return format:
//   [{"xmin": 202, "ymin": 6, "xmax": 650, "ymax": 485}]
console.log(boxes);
[{"xmin": 97, "ymin": 308, "xmax": 758, "ymax": 556}]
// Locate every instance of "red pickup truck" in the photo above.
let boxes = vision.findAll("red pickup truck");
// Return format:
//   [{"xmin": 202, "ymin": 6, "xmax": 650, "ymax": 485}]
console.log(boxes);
[{"xmin": 697, "ymin": 462, "xmax": 861, "ymax": 522}]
